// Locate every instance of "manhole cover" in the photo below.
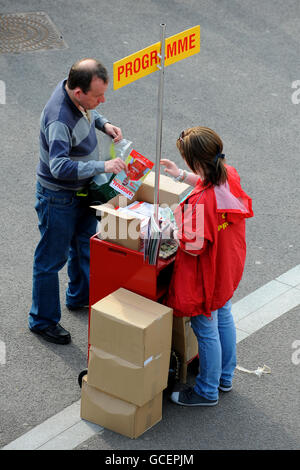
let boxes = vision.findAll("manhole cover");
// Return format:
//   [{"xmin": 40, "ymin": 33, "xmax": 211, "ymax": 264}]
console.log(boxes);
[{"xmin": 0, "ymin": 11, "xmax": 68, "ymax": 54}]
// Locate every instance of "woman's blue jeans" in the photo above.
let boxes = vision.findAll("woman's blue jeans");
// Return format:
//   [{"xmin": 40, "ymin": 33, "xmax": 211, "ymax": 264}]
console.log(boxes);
[
  {"xmin": 191, "ymin": 300, "xmax": 237, "ymax": 400},
  {"xmin": 28, "ymin": 182, "xmax": 97, "ymax": 331}
]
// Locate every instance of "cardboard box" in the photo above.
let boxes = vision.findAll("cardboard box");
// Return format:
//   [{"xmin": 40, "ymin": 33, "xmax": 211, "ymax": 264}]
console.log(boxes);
[
  {"xmin": 89, "ymin": 288, "xmax": 173, "ymax": 367},
  {"xmin": 87, "ymin": 346, "xmax": 170, "ymax": 406},
  {"xmin": 94, "ymin": 193, "xmax": 142, "ymax": 251},
  {"xmin": 137, "ymin": 171, "xmax": 191, "ymax": 208},
  {"xmin": 92, "ymin": 171, "xmax": 191, "ymax": 251},
  {"xmin": 80, "ymin": 376, "xmax": 162, "ymax": 439},
  {"xmin": 172, "ymin": 316, "xmax": 198, "ymax": 383}
]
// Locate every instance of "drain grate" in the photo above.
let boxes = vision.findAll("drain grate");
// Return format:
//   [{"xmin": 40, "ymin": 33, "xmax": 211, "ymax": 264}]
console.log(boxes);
[{"xmin": 0, "ymin": 11, "xmax": 68, "ymax": 54}]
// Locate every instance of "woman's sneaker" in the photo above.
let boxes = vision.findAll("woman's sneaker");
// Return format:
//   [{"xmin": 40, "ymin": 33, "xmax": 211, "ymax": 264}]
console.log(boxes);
[
  {"xmin": 218, "ymin": 382, "xmax": 232, "ymax": 392},
  {"xmin": 171, "ymin": 386, "xmax": 218, "ymax": 407}
]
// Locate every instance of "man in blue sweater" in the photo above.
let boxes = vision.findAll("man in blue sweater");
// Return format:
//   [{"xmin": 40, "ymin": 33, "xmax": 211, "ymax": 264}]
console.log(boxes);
[{"xmin": 29, "ymin": 58, "xmax": 126, "ymax": 344}]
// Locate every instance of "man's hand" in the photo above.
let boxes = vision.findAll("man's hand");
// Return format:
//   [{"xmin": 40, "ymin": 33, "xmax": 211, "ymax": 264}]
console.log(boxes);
[
  {"xmin": 160, "ymin": 159, "xmax": 180, "ymax": 178},
  {"xmin": 104, "ymin": 123, "xmax": 123, "ymax": 142},
  {"xmin": 104, "ymin": 157, "xmax": 127, "ymax": 174}
]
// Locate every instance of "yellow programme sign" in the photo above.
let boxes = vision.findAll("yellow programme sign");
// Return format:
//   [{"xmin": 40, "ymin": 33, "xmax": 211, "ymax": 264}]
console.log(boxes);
[{"xmin": 113, "ymin": 25, "xmax": 200, "ymax": 90}]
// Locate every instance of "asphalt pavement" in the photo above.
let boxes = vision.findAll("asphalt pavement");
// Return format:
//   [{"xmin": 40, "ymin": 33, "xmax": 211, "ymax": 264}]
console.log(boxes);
[{"xmin": 0, "ymin": 0, "xmax": 299, "ymax": 453}]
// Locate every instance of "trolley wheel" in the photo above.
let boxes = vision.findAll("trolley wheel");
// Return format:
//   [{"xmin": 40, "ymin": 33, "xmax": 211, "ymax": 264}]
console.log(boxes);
[{"xmin": 78, "ymin": 369, "xmax": 88, "ymax": 388}]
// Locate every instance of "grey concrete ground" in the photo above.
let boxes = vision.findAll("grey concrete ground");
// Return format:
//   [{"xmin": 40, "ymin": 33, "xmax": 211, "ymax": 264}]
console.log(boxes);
[{"xmin": 0, "ymin": 0, "xmax": 299, "ymax": 452}]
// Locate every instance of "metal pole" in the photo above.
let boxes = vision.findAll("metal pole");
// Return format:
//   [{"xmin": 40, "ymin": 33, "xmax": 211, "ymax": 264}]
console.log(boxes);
[{"xmin": 154, "ymin": 23, "xmax": 166, "ymax": 222}]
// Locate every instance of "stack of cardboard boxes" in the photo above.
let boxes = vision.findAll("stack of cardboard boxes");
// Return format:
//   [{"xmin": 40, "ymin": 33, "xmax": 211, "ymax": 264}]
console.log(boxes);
[{"xmin": 80, "ymin": 288, "xmax": 173, "ymax": 439}]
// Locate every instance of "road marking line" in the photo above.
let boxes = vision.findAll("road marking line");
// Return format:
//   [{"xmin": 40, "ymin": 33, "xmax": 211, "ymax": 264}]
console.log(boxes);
[
  {"xmin": 37, "ymin": 419, "xmax": 103, "ymax": 450},
  {"xmin": 276, "ymin": 264, "xmax": 300, "ymax": 286},
  {"xmin": 2, "ymin": 264, "xmax": 300, "ymax": 450},
  {"xmin": 231, "ymin": 280, "xmax": 292, "ymax": 323},
  {"xmin": 235, "ymin": 287, "xmax": 300, "ymax": 335},
  {"xmin": 233, "ymin": 265, "xmax": 300, "ymax": 338},
  {"xmin": 2, "ymin": 401, "xmax": 103, "ymax": 450}
]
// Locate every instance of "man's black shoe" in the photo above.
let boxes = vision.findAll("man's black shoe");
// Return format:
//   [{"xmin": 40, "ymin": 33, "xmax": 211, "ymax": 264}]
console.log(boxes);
[{"xmin": 30, "ymin": 323, "xmax": 71, "ymax": 345}]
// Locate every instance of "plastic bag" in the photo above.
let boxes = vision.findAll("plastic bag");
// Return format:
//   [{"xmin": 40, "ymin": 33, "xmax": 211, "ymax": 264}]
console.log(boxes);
[
  {"xmin": 236, "ymin": 364, "xmax": 271, "ymax": 377},
  {"xmin": 101, "ymin": 134, "xmax": 133, "ymax": 161},
  {"xmin": 88, "ymin": 137, "xmax": 133, "ymax": 205}
]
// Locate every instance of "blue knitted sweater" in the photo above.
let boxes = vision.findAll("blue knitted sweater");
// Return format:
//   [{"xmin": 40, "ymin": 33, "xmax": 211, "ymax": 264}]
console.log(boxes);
[{"xmin": 37, "ymin": 79, "xmax": 109, "ymax": 191}]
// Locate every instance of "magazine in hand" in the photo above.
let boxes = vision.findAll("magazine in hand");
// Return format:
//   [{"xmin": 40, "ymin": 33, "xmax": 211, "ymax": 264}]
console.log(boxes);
[{"xmin": 109, "ymin": 150, "xmax": 154, "ymax": 200}]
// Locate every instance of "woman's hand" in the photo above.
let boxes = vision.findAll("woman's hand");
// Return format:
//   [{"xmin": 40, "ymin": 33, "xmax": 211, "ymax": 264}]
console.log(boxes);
[{"xmin": 160, "ymin": 159, "xmax": 180, "ymax": 178}]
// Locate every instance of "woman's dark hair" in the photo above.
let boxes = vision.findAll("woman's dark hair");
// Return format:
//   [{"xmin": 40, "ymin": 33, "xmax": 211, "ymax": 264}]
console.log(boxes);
[
  {"xmin": 67, "ymin": 59, "xmax": 109, "ymax": 93},
  {"xmin": 176, "ymin": 126, "xmax": 227, "ymax": 186}
]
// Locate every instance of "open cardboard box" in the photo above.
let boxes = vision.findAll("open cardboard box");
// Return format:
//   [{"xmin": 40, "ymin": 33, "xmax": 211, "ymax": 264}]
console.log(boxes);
[{"xmin": 91, "ymin": 171, "xmax": 191, "ymax": 251}]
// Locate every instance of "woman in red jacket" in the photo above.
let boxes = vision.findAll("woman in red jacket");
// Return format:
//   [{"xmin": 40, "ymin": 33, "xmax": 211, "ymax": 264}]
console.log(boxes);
[{"xmin": 161, "ymin": 126, "xmax": 253, "ymax": 406}]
